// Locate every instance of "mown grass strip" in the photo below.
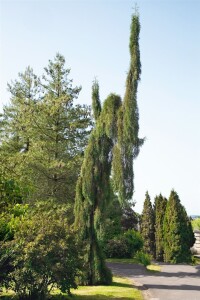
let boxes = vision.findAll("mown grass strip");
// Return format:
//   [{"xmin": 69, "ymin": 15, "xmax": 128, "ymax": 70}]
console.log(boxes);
[
  {"xmin": 0, "ymin": 277, "xmax": 143, "ymax": 300},
  {"xmin": 106, "ymin": 258, "xmax": 138, "ymax": 264},
  {"xmin": 52, "ymin": 276, "xmax": 143, "ymax": 300},
  {"xmin": 106, "ymin": 258, "xmax": 161, "ymax": 272}
]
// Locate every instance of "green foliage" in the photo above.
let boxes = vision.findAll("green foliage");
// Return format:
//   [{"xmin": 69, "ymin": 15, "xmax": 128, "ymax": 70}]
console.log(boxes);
[
  {"xmin": 0, "ymin": 178, "xmax": 23, "ymax": 212},
  {"xmin": 140, "ymin": 192, "xmax": 155, "ymax": 258},
  {"xmin": 74, "ymin": 12, "xmax": 143, "ymax": 285},
  {"xmin": 154, "ymin": 194, "xmax": 167, "ymax": 261},
  {"xmin": 163, "ymin": 190, "xmax": 195, "ymax": 263},
  {"xmin": 74, "ymin": 93, "xmax": 119, "ymax": 284},
  {"xmin": 113, "ymin": 13, "xmax": 144, "ymax": 202},
  {"xmin": 0, "ymin": 54, "xmax": 91, "ymax": 211},
  {"xmin": 97, "ymin": 196, "xmax": 123, "ymax": 247},
  {"xmin": 98, "ymin": 197, "xmax": 140, "ymax": 256},
  {"xmin": 0, "ymin": 203, "xmax": 28, "ymax": 242},
  {"xmin": 121, "ymin": 204, "xmax": 140, "ymax": 231},
  {"xmin": 135, "ymin": 251, "xmax": 151, "ymax": 267},
  {"xmin": 0, "ymin": 177, "xmax": 29, "ymax": 287},
  {"xmin": 124, "ymin": 229, "xmax": 143, "ymax": 257},
  {"xmin": 92, "ymin": 79, "xmax": 101, "ymax": 121},
  {"xmin": 104, "ymin": 236, "xmax": 128, "ymax": 259},
  {"xmin": 191, "ymin": 218, "xmax": 200, "ymax": 230},
  {"xmin": 104, "ymin": 230, "xmax": 143, "ymax": 259},
  {"xmin": 0, "ymin": 177, "xmax": 27, "ymax": 242},
  {"xmin": 0, "ymin": 206, "xmax": 82, "ymax": 299}
]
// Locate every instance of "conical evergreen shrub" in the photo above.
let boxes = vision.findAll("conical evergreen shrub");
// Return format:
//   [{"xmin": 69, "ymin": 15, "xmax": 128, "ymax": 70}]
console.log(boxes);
[
  {"xmin": 163, "ymin": 190, "xmax": 195, "ymax": 263},
  {"xmin": 154, "ymin": 194, "xmax": 167, "ymax": 261},
  {"xmin": 140, "ymin": 192, "xmax": 155, "ymax": 258}
]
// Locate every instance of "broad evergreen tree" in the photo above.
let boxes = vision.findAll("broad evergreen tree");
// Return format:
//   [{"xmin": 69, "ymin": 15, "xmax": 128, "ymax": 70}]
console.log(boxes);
[
  {"xmin": 74, "ymin": 12, "xmax": 144, "ymax": 285},
  {"xmin": 154, "ymin": 194, "xmax": 167, "ymax": 261},
  {"xmin": 0, "ymin": 54, "xmax": 91, "ymax": 212},
  {"xmin": 121, "ymin": 204, "xmax": 140, "ymax": 232},
  {"xmin": 163, "ymin": 190, "xmax": 195, "ymax": 263},
  {"xmin": 140, "ymin": 192, "xmax": 155, "ymax": 257}
]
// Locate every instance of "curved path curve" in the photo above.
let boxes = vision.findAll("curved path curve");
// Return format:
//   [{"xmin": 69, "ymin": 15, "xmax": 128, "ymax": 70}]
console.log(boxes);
[{"xmin": 107, "ymin": 262, "xmax": 200, "ymax": 300}]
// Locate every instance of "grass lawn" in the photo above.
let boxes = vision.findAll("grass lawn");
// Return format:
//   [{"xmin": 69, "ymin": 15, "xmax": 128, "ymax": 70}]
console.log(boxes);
[
  {"xmin": 106, "ymin": 258, "xmax": 138, "ymax": 264},
  {"xmin": 65, "ymin": 276, "xmax": 142, "ymax": 300},
  {"xmin": 106, "ymin": 258, "xmax": 161, "ymax": 272},
  {"xmin": 0, "ymin": 277, "xmax": 143, "ymax": 300}
]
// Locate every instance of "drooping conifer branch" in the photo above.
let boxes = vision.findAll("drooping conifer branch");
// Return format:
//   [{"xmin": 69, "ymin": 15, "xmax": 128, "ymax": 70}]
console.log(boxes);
[
  {"xmin": 92, "ymin": 79, "xmax": 101, "ymax": 121},
  {"xmin": 113, "ymin": 13, "xmax": 144, "ymax": 202},
  {"xmin": 74, "ymin": 12, "xmax": 143, "ymax": 285}
]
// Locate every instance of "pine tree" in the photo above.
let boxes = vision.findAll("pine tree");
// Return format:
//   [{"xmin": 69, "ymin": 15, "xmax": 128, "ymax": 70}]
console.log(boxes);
[
  {"xmin": 0, "ymin": 67, "xmax": 39, "ymax": 180},
  {"xmin": 140, "ymin": 192, "xmax": 155, "ymax": 257},
  {"xmin": 74, "ymin": 12, "xmax": 143, "ymax": 285},
  {"xmin": 163, "ymin": 190, "xmax": 195, "ymax": 263},
  {"xmin": 0, "ymin": 54, "xmax": 91, "ymax": 212},
  {"xmin": 154, "ymin": 194, "xmax": 167, "ymax": 261}
]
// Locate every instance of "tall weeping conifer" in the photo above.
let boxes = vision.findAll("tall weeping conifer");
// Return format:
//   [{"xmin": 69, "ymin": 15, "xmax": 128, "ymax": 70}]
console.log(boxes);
[{"xmin": 74, "ymin": 11, "xmax": 143, "ymax": 285}]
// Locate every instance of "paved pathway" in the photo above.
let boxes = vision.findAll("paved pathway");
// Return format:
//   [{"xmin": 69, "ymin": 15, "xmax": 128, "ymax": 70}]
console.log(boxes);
[{"xmin": 107, "ymin": 262, "xmax": 200, "ymax": 300}]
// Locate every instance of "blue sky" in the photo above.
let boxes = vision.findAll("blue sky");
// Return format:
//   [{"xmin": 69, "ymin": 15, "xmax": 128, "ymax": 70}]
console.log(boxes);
[{"xmin": 0, "ymin": 0, "xmax": 200, "ymax": 214}]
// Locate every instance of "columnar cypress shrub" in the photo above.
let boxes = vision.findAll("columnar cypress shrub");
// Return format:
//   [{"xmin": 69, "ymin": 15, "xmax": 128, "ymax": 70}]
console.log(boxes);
[
  {"xmin": 140, "ymin": 192, "xmax": 155, "ymax": 257},
  {"xmin": 163, "ymin": 190, "xmax": 195, "ymax": 263},
  {"xmin": 74, "ymin": 12, "xmax": 144, "ymax": 285},
  {"xmin": 154, "ymin": 194, "xmax": 167, "ymax": 261}
]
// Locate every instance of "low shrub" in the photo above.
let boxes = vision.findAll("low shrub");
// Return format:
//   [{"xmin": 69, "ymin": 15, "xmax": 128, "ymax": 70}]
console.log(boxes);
[
  {"xmin": 124, "ymin": 229, "xmax": 143, "ymax": 257},
  {"xmin": 104, "ymin": 236, "xmax": 128, "ymax": 258},
  {"xmin": 135, "ymin": 251, "xmax": 151, "ymax": 266},
  {"xmin": 0, "ymin": 206, "xmax": 83, "ymax": 299},
  {"xmin": 104, "ymin": 230, "xmax": 143, "ymax": 259}
]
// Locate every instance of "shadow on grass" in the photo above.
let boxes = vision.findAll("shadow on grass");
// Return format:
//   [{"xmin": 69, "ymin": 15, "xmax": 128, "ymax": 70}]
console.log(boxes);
[
  {"xmin": 111, "ymin": 281, "xmax": 133, "ymax": 288},
  {"xmin": 0, "ymin": 297, "xmax": 16, "ymax": 300},
  {"xmin": 51, "ymin": 296, "xmax": 137, "ymax": 300},
  {"xmin": 0, "ymin": 296, "xmax": 135, "ymax": 300},
  {"xmin": 0, "ymin": 297, "xmax": 136, "ymax": 300},
  {"xmin": 0, "ymin": 281, "xmax": 136, "ymax": 300},
  {"xmin": 50, "ymin": 281, "xmax": 135, "ymax": 300}
]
